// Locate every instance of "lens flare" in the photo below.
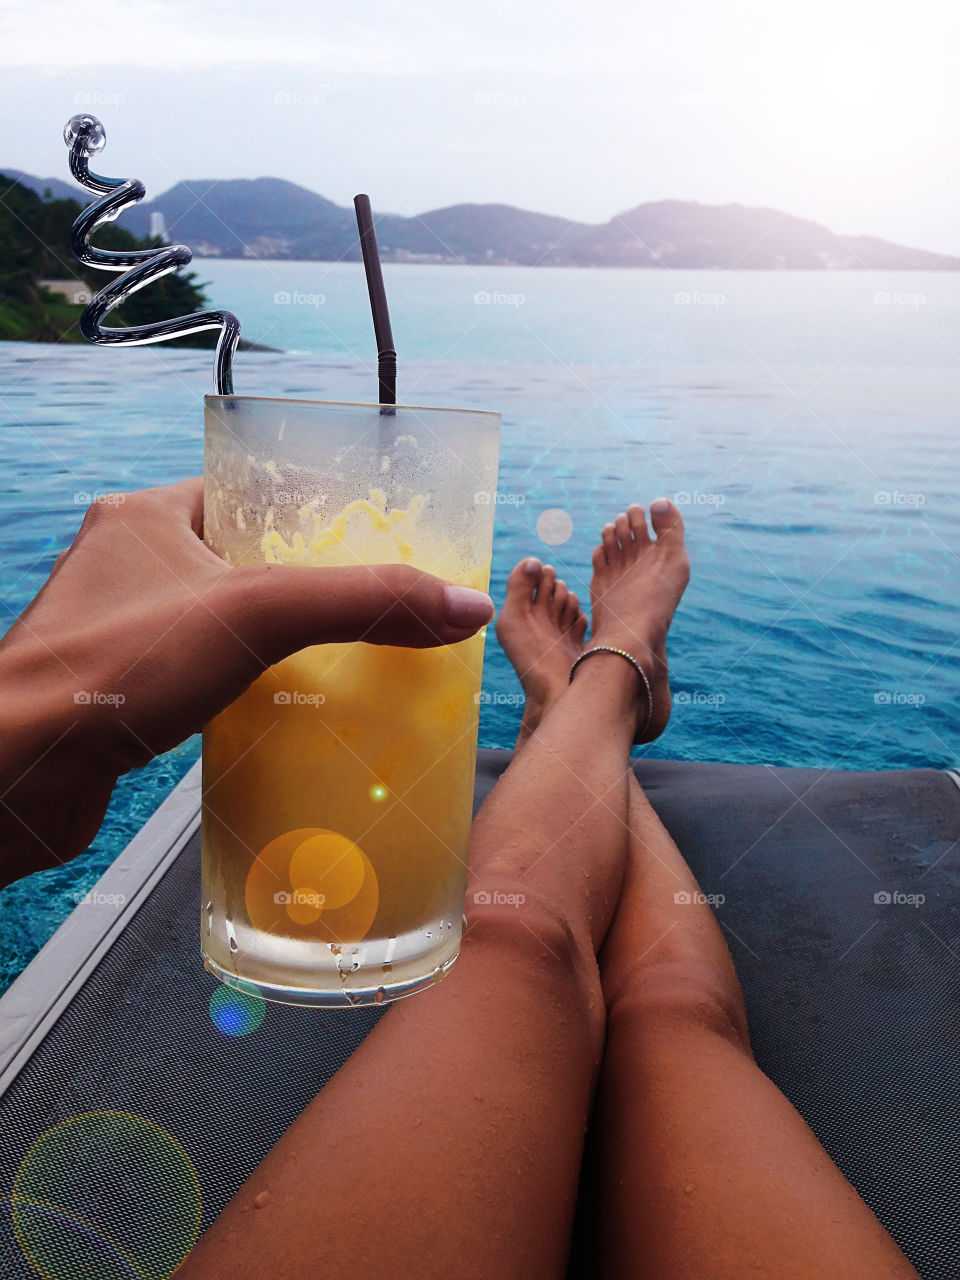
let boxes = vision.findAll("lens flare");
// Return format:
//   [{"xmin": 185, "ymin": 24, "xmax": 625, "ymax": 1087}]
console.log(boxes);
[
  {"xmin": 12, "ymin": 1110, "xmax": 201, "ymax": 1280},
  {"xmin": 536, "ymin": 508, "xmax": 574, "ymax": 546},
  {"xmin": 209, "ymin": 980, "xmax": 266, "ymax": 1037},
  {"xmin": 245, "ymin": 827, "xmax": 379, "ymax": 942}
]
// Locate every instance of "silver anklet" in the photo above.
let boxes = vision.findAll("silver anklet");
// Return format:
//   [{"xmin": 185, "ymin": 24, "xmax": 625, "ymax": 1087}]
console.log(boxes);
[{"xmin": 569, "ymin": 646, "xmax": 654, "ymax": 739}]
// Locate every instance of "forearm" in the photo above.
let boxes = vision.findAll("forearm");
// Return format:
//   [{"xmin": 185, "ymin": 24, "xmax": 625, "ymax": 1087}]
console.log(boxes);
[{"xmin": 0, "ymin": 649, "xmax": 117, "ymax": 888}]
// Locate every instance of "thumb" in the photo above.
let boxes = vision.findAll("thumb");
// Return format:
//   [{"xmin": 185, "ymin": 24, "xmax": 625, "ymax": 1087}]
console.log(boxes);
[{"xmin": 214, "ymin": 561, "xmax": 495, "ymax": 668}]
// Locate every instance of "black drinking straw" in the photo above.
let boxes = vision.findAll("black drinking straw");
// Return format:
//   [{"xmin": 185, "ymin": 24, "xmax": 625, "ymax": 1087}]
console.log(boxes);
[{"xmin": 354, "ymin": 194, "xmax": 397, "ymax": 413}]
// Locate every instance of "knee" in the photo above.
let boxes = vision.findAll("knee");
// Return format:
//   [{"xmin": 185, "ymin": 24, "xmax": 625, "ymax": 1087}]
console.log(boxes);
[
  {"xmin": 604, "ymin": 959, "xmax": 753, "ymax": 1055},
  {"xmin": 465, "ymin": 887, "xmax": 606, "ymax": 1039},
  {"xmin": 466, "ymin": 885, "xmax": 588, "ymax": 973}
]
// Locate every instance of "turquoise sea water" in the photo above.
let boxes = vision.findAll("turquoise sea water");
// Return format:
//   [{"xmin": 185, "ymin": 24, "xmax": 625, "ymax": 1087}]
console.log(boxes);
[{"xmin": 1, "ymin": 264, "xmax": 958, "ymax": 991}]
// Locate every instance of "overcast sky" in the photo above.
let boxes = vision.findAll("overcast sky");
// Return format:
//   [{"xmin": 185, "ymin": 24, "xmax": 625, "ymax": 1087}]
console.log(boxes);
[{"xmin": 3, "ymin": 0, "xmax": 958, "ymax": 251}]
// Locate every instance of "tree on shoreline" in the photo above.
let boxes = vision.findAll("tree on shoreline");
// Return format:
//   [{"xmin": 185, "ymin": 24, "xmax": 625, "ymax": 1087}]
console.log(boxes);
[{"xmin": 0, "ymin": 176, "xmax": 211, "ymax": 345}]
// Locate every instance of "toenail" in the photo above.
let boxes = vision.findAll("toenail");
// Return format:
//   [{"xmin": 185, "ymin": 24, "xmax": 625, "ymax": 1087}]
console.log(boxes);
[
  {"xmin": 523, "ymin": 557, "xmax": 541, "ymax": 574},
  {"xmin": 651, "ymin": 498, "xmax": 671, "ymax": 514}
]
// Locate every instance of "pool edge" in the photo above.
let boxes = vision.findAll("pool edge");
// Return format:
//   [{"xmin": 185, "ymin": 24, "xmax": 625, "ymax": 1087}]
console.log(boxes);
[{"xmin": 0, "ymin": 760, "xmax": 202, "ymax": 1098}]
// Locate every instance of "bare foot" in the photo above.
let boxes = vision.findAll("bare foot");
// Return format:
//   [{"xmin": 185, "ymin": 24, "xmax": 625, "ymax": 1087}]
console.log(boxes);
[
  {"xmin": 495, "ymin": 556, "xmax": 588, "ymax": 749},
  {"xmin": 587, "ymin": 499, "xmax": 690, "ymax": 742}
]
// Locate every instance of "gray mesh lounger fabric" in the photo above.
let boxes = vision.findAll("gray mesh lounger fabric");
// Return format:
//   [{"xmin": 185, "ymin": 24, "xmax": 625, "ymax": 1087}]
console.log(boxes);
[{"xmin": 0, "ymin": 752, "xmax": 957, "ymax": 1278}]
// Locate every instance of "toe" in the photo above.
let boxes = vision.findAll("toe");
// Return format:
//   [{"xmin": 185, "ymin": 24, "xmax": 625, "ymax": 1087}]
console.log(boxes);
[
  {"xmin": 601, "ymin": 523, "xmax": 619, "ymax": 561},
  {"xmin": 614, "ymin": 511, "xmax": 631, "ymax": 551},
  {"xmin": 571, "ymin": 612, "xmax": 588, "ymax": 645},
  {"xmin": 560, "ymin": 590, "xmax": 580, "ymax": 630},
  {"xmin": 627, "ymin": 504, "xmax": 651, "ymax": 547},
  {"xmin": 592, "ymin": 543, "xmax": 608, "ymax": 574},
  {"xmin": 650, "ymin": 498, "xmax": 685, "ymax": 544},
  {"xmin": 551, "ymin": 578, "xmax": 569, "ymax": 621},
  {"xmin": 535, "ymin": 564, "xmax": 557, "ymax": 607},
  {"xmin": 505, "ymin": 557, "xmax": 541, "ymax": 603}
]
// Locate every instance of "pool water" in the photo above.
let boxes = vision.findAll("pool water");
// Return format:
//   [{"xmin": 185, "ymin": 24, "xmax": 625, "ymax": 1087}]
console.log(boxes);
[{"xmin": 1, "ymin": 300, "xmax": 958, "ymax": 990}]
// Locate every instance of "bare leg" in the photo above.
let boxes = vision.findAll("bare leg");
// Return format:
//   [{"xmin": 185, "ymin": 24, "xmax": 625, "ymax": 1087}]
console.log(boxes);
[
  {"xmin": 587, "ymin": 773, "xmax": 920, "ymax": 1276},
  {"xmin": 179, "ymin": 506, "xmax": 688, "ymax": 1280}
]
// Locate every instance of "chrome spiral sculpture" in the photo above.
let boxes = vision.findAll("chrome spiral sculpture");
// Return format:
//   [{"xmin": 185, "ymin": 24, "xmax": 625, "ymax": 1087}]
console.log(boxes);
[{"xmin": 63, "ymin": 114, "xmax": 240, "ymax": 394}]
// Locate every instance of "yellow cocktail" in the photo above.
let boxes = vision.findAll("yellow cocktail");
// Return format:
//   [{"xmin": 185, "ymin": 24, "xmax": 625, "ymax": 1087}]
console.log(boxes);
[{"xmin": 201, "ymin": 397, "xmax": 500, "ymax": 1005}]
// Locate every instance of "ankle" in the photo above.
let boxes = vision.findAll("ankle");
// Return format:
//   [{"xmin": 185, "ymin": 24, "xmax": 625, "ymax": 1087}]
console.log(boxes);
[{"xmin": 566, "ymin": 650, "xmax": 646, "ymax": 735}]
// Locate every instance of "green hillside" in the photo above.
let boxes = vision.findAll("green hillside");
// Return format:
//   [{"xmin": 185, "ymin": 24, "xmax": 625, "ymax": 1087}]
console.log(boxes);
[{"xmin": 0, "ymin": 176, "xmax": 209, "ymax": 343}]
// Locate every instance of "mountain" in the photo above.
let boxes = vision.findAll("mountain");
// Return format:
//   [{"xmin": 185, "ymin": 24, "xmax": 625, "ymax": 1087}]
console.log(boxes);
[
  {"xmin": 116, "ymin": 177, "xmax": 355, "ymax": 259},
  {"xmin": 563, "ymin": 201, "xmax": 954, "ymax": 270},
  {"xmin": 5, "ymin": 169, "xmax": 957, "ymax": 268},
  {"xmin": 369, "ymin": 204, "xmax": 581, "ymax": 265},
  {"xmin": 1, "ymin": 170, "xmax": 86, "ymax": 203}
]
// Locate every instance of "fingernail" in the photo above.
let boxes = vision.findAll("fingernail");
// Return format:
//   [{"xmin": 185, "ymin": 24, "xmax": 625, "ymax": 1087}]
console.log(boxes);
[
  {"xmin": 444, "ymin": 586, "xmax": 495, "ymax": 628},
  {"xmin": 522, "ymin": 557, "xmax": 541, "ymax": 575},
  {"xmin": 651, "ymin": 498, "xmax": 671, "ymax": 515}
]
